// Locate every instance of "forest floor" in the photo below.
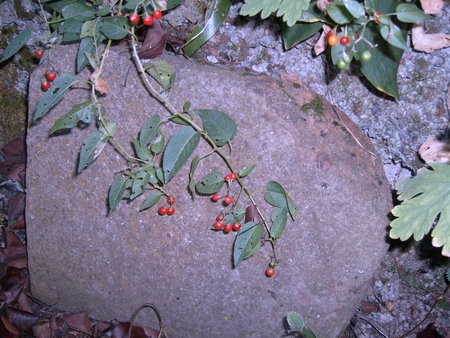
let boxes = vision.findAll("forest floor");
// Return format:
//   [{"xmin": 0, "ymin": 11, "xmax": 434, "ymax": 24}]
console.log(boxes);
[{"xmin": 0, "ymin": 136, "xmax": 449, "ymax": 337}]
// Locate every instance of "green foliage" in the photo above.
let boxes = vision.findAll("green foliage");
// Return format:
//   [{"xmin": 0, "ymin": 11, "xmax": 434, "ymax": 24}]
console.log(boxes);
[
  {"xmin": 49, "ymin": 100, "xmax": 96, "ymax": 134},
  {"xmin": 282, "ymin": 22, "xmax": 323, "ymax": 49},
  {"xmin": 195, "ymin": 109, "xmax": 237, "ymax": 147},
  {"xmin": 109, "ymin": 175, "xmax": 128, "ymax": 212},
  {"xmin": 286, "ymin": 311, "xmax": 316, "ymax": 337},
  {"xmin": 144, "ymin": 61, "xmax": 176, "ymax": 91},
  {"xmin": 265, "ymin": 181, "xmax": 299, "ymax": 221},
  {"xmin": 270, "ymin": 207, "xmax": 288, "ymax": 239},
  {"xmin": 183, "ymin": 0, "xmax": 231, "ymax": 57},
  {"xmin": 390, "ymin": 164, "xmax": 450, "ymax": 257},
  {"xmin": 239, "ymin": 164, "xmax": 256, "ymax": 178},
  {"xmin": 0, "ymin": 30, "xmax": 31, "ymax": 63},
  {"xmin": 240, "ymin": 0, "xmax": 310, "ymax": 26},
  {"xmin": 33, "ymin": 73, "xmax": 78, "ymax": 123},
  {"xmin": 195, "ymin": 171, "xmax": 225, "ymax": 195},
  {"xmin": 233, "ymin": 221, "xmax": 263, "ymax": 267},
  {"xmin": 139, "ymin": 115, "xmax": 161, "ymax": 147},
  {"xmin": 395, "ymin": 3, "xmax": 430, "ymax": 23},
  {"xmin": 140, "ymin": 190, "xmax": 162, "ymax": 211},
  {"xmin": 162, "ymin": 126, "xmax": 201, "ymax": 183}
]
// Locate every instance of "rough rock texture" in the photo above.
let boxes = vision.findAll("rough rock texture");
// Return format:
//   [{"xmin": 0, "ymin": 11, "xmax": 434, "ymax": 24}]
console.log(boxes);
[{"xmin": 27, "ymin": 45, "xmax": 392, "ymax": 337}]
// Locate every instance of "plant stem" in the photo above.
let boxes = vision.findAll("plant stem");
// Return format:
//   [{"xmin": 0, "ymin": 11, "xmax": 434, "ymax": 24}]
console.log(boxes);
[{"xmin": 130, "ymin": 28, "xmax": 276, "ymax": 259}]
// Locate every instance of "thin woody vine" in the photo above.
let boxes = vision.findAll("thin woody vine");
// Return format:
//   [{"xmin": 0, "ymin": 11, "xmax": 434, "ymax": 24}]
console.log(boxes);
[{"xmin": 7, "ymin": 0, "xmax": 300, "ymax": 278}]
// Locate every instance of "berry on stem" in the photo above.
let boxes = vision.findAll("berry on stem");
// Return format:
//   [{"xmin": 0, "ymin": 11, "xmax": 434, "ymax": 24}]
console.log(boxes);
[
  {"xmin": 167, "ymin": 207, "xmax": 175, "ymax": 215},
  {"xmin": 328, "ymin": 35, "xmax": 339, "ymax": 46},
  {"xmin": 340, "ymin": 36, "xmax": 350, "ymax": 46},
  {"xmin": 45, "ymin": 71, "xmax": 57, "ymax": 81},
  {"xmin": 337, "ymin": 58, "xmax": 348, "ymax": 70},
  {"xmin": 167, "ymin": 196, "xmax": 175, "ymax": 205},
  {"xmin": 223, "ymin": 224, "xmax": 232, "ymax": 233},
  {"xmin": 216, "ymin": 214, "xmax": 224, "ymax": 222},
  {"xmin": 41, "ymin": 81, "xmax": 51, "ymax": 91},
  {"xmin": 153, "ymin": 10, "xmax": 163, "ymax": 20},
  {"xmin": 158, "ymin": 206, "xmax": 167, "ymax": 215},
  {"xmin": 211, "ymin": 194, "xmax": 220, "ymax": 202},
  {"xmin": 230, "ymin": 173, "xmax": 237, "ymax": 180},
  {"xmin": 35, "ymin": 50, "xmax": 44, "ymax": 58},
  {"xmin": 232, "ymin": 223, "xmax": 241, "ymax": 231},
  {"xmin": 224, "ymin": 196, "xmax": 233, "ymax": 205},
  {"xmin": 129, "ymin": 13, "xmax": 140, "ymax": 24},
  {"xmin": 266, "ymin": 268, "xmax": 275, "ymax": 277},
  {"xmin": 225, "ymin": 174, "xmax": 232, "ymax": 181},
  {"xmin": 143, "ymin": 15, "xmax": 154, "ymax": 25},
  {"xmin": 214, "ymin": 221, "xmax": 223, "ymax": 230}
]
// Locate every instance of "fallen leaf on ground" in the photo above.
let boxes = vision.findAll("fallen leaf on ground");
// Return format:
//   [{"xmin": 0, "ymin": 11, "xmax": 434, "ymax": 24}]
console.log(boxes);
[
  {"xmin": 412, "ymin": 23, "xmax": 450, "ymax": 53},
  {"xmin": 138, "ymin": 21, "xmax": 167, "ymax": 59},
  {"xmin": 418, "ymin": 135, "xmax": 450, "ymax": 163},
  {"xmin": 314, "ymin": 25, "xmax": 332, "ymax": 56},
  {"xmin": 112, "ymin": 322, "xmax": 159, "ymax": 338},
  {"xmin": 90, "ymin": 69, "xmax": 109, "ymax": 95},
  {"xmin": 420, "ymin": 0, "xmax": 444, "ymax": 14}
]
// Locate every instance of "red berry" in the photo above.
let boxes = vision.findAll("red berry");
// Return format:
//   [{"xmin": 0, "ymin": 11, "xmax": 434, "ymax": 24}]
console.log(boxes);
[
  {"xmin": 41, "ymin": 81, "xmax": 51, "ymax": 91},
  {"xmin": 266, "ymin": 268, "xmax": 275, "ymax": 277},
  {"xmin": 232, "ymin": 223, "xmax": 241, "ymax": 231},
  {"xmin": 153, "ymin": 10, "xmax": 163, "ymax": 20},
  {"xmin": 230, "ymin": 173, "xmax": 237, "ymax": 180},
  {"xmin": 129, "ymin": 13, "xmax": 140, "ymax": 24},
  {"xmin": 45, "ymin": 71, "xmax": 57, "ymax": 81},
  {"xmin": 327, "ymin": 30, "xmax": 334, "ymax": 38},
  {"xmin": 224, "ymin": 174, "xmax": 232, "ymax": 181},
  {"xmin": 158, "ymin": 206, "xmax": 167, "ymax": 215},
  {"xmin": 167, "ymin": 207, "xmax": 175, "ymax": 215},
  {"xmin": 214, "ymin": 221, "xmax": 223, "ymax": 230},
  {"xmin": 216, "ymin": 215, "xmax": 224, "ymax": 222},
  {"xmin": 223, "ymin": 224, "xmax": 232, "ymax": 233},
  {"xmin": 35, "ymin": 50, "xmax": 44, "ymax": 58},
  {"xmin": 328, "ymin": 35, "xmax": 339, "ymax": 46},
  {"xmin": 340, "ymin": 36, "xmax": 350, "ymax": 45},
  {"xmin": 224, "ymin": 196, "xmax": 233, "ymax": 205},
  {"xmin": 167, "ymin": 196, "xmax": 175, "ymax": 205},
  {"xmin": 376, "ymin": 12, "xmax": 382, "ymax": 16},
  {"xmin": 211, "ymin": 194, "xmax": 220, "ymax": 202},
  {"xmin": 143, "ymin": 15, "xmax": 154, "ymax": 25},
  {"xmin": 355, "ymin": 34, "xmax": 360, "ymax": 39}
]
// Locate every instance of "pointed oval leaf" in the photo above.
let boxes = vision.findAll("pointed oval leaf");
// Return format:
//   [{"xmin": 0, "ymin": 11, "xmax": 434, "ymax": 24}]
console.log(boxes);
[
  {"xmin": 61, "ymin": 2, "xmax": 95, "ymax": 20},
  {"xmin": 151, "ymin": 132, "xmax": 165, "ymax": 155},
  {"xmin": 99, "ymin": 16, "xmax": 130, "ymax": 40},
  {"xmin": 270, "ymin": 207, "xmax": 288, "ymax": 239},
  {"xmin": 233, "ymin": 221, "xmax": 263, "ymax": 267},
  {"xmin": 342, "ymin": 0, "xmax": 365, "ymax": 19},
  {"xmin": 78, "ymin": 128, "xmax": 111, "ymax": 173},
  {"xmin": 162, "ymin": 126, "xmax": 201, "ymax": 183},
  {"xmin": 188, "ymin": 155, "xmax": 201, "ymax": 199},
  {"xmin": 287, "ymin": 311, "xmax": 304, "ymax": 330},
  {"xmin": 195, "ymin": 171, "xmax": 225, "ymax": 195},
  {"xmin": 327, "ymin": 3, "xmax": 352, "ymax": 24},
  {"xmin": 49, "ymin": 100, "xmax": 96, "ymax": 134},
  {"xmin": 195, "ymin": 109, "xmax": 237, "ymax": 147},
  {"xmin": 132, "ymin": 139, "xmax": 151, "ymax": 161},
  {"xmin": 140, "ymin": 115, "xmax": 161, "ymax": 147},
  {"xmin": 0, "ymin": 30, "xmax": 31, "ymax": 63},
  {"xmin": 144, "ymin": 61, "xmax": 175, "ymax": 90},
  {"xmin": 395, "ymin": 4, "xmax": 429, "ymax": 23},
  {"xmin": 239, "ymin": 164, "xmax": 256, "ymax": 178},
  {"xmin": 130, "ymin": 170, "xmax": 150, "ymax": 200},
  {"xmin": 140, "ymin": 190, "xmax": 162, "ymax": 211},
  {"xmin": 286, "ymin": 192, "xmax": 299, "ymax": 221},
  {"xmin": 183, "ymin": 0, "xmax": 231, "ymax": 57},
  {"xmin": 33, "ymin": 72, "xmax": 78, "ymax": 123},
  {"xmin": 380, "ymin": 23, "xmax": 407, "ymax": 50},
  {"xmin": 109, "ymin": 175, "xmax": 128, "ymax": 212},
  {"xmin": 282, "ymin": 21, "xmax": 323, "ymax": 50},
  {"xmin": 76, "ymin": 37, "xmax": 95, "ymax": 73},
  {"xmin": 264, "ymin": 181, "xmax": 288, "ymax": 208}
]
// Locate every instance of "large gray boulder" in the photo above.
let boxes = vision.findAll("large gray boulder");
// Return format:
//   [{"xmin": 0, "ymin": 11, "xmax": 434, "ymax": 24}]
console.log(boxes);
[{"xmin": 26, "ymin": 44, "xmax": 391, "ymax": 337}]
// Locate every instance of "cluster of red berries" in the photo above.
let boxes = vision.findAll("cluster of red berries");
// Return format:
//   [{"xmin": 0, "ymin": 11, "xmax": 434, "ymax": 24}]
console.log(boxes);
[
  {"xmin": 41, "ymin": 71, "xmax": 58, "ymax": 91},
  {"xmin": 327, "ymin": 31, "xmax": 350, "ymax": 47},
  {"xmin": 129, "ymin": 9, "xmax": 163, "ymax": 25},
  {"xmin": 158, "ymin": 196, "xmax": 176, "ymax": 216},
  {"xmin": 213, "ymin": 214, "xmax": 241, "ymax": 233},
  {"xmin": 211, "ymin": 172, "xmax": 238, "ymax": 204}
]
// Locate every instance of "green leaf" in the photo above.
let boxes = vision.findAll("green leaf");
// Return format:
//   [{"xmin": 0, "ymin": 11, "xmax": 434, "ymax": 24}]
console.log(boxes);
[
  {"xmin": 139, "ymin": 115, "xmax": 161, "ymax": 147},
  {"xmin": 389, "ymin": 164, "xmax": 450, "ymax": 257},
  {"xmin": 130, "ymin": 169, "xmax": 150, "ymax": 200},
  {"xmin": 270, "ymin": 207, "xmax": 288, "ymax": 239},
  {"xmin": 49, "ymin": 100, "xmax": 96, "ymax": 134},
  {"xmin": 240, "ymin": 0, "xmax": 282, "ymax": 19},
  {"xmin": 286, "ymin": 192, "xmax": 299, "ymax": 221},
  {"xmin": 239, "ymin": 164, "xmax": 256, "ymax": 178},
  {"xmin": 380, "ymin": 22, "xmax": 407, "ymax": 50},
  {"xmin": 276, "ymin": 0, "xmax": 310, "ymax": 27},
  {"xmin": 156, "ymin": 167, "xmax": 165, "ymax": 184},
  {"xmin": 78, "ymin": 125, "xmax": 114, "ymax": 173},
  {"xmin": 233, "ymin": 222, "xmax": 263, "ymax": 267},
  {"xmin": 80, "ymin": 20, "xmax": 97, "ymax": 38},
  {"xmin": 163, "ymin": 126, "xmax": 201, "ymax": 183},
  {"xmin": 195, "ymin": 171, "xmax": 225, "ymax": 195},
  {"xmin": 144, "ymin": 61, "xmax": 176, "ymax": 91},
  {"xmin": 195, "ymin": 109, "xmax": 237, "ymax": 147},
  {"xmin": 302, "ymin": 327, "xmax": 316, "ymax": 338},
  {"xmin": 151, "ymin": 132, "xmax": 165, "ymax": 155},
  {"xmin": 183, "ymin": 0, "xmax": 231, "ymax": 57},
  {"xmin": 33, "ymin": 72, "xmax": 78, "ymax": 123},
  {"xmin": 59, "ymin": 18, "xmax": 84, "ymax": 42},
  {"xmin": 287, "ymin": 311, "xmax": 304, "ymax": 330},
  {"xmin": 61, "ymin": 2, "xmax": 96, "ymax": 20},
  {"xmin": 282, "ymin": 21, "xmax": 322, "ymax": 49},
  {"xmin": 265, "ymin": 181, "xmax": 288, "ymax": 208},
  {"xmin": 140, "ymin": 190, "xmax": 162, "ymax": 211},
  {"xmin": 356, "ymin": 22, "xmax": 403, "ymax": 98},
  {"xmin": 188, "ymin": 156, "xmax": 201, "ymax": 199},
  {"xmin": 47, "ymin": 0, "xmax": 78, "ymax": 11},
  {"xmin": 0, "ymin": 30, "xmax": 31, "ymax": 63},
  {"xmin": 122, "ymin": 0, "xmax": 141, "ymax": 10},
  {"xmin": 109, "ymin": 175, "xmax": 128, "ymax": 212},
  {"xmin": 132, "ymin": 139, "xmax": 151, "ymax": 161},
  {"xmin": 167, "ymin": 0, "xmax": 182, "ymax": 10},
  {"xmin": 76, "ymin": 37, "xmax": 96, "ymax": 72},
  {"xmin": 299, "ymin": 1, "xmax": 328, "ymax": 23},
  {"xmin": 327, "ymin": 3, "xmax": 353, "ymax": 24},
  {"xmin": 99, "ymin": 16, "xmax": 130, "ymax": 40},
  {"xmin": 395, "ymin": 3, "xmax": 429, "ymax": 23},
  {"xmin": 342, "ymin": 0, "xmax": 365, "ymax": 19}
]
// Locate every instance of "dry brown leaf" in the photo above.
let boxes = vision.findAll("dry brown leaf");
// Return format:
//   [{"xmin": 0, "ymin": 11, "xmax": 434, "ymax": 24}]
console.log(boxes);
[
  {"xmin": 89, "ymin": 69, "xmax": 109, "ymax": 95},
  {"xmin": 0, "ymin": 316, "xmax": 20, "ymax": 335},
  {"xmin": 314, "ymin": 25, "xmax": 332, "ymax": 55},
  {"xmin": 138, "ymin": 20, "xmax": 167, "ymax": 59},
  {"xmin": 419, "ymin": 135, "xmax": 450, "ymax": 163},
  {"xmin": 64, "ymin": 312, "xmax": 92, "ymax": 335},
  {"xmin": 5, "ymin": 307, "xmax": 39, "ymax": 334},
  {"xmin": 419, "ymin": 0, "xmax": 444, "ymax": 14},
  {"xmin": 155, "ymin": 0, "xmax": 167, "ymax": 10},
  {"xmin": 32, "ymin": 321, "xmax": 51, "ymax": 338},
  {"xmin": 412, "ymin": 23, "xmax": 450, "ymax": 53}
]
